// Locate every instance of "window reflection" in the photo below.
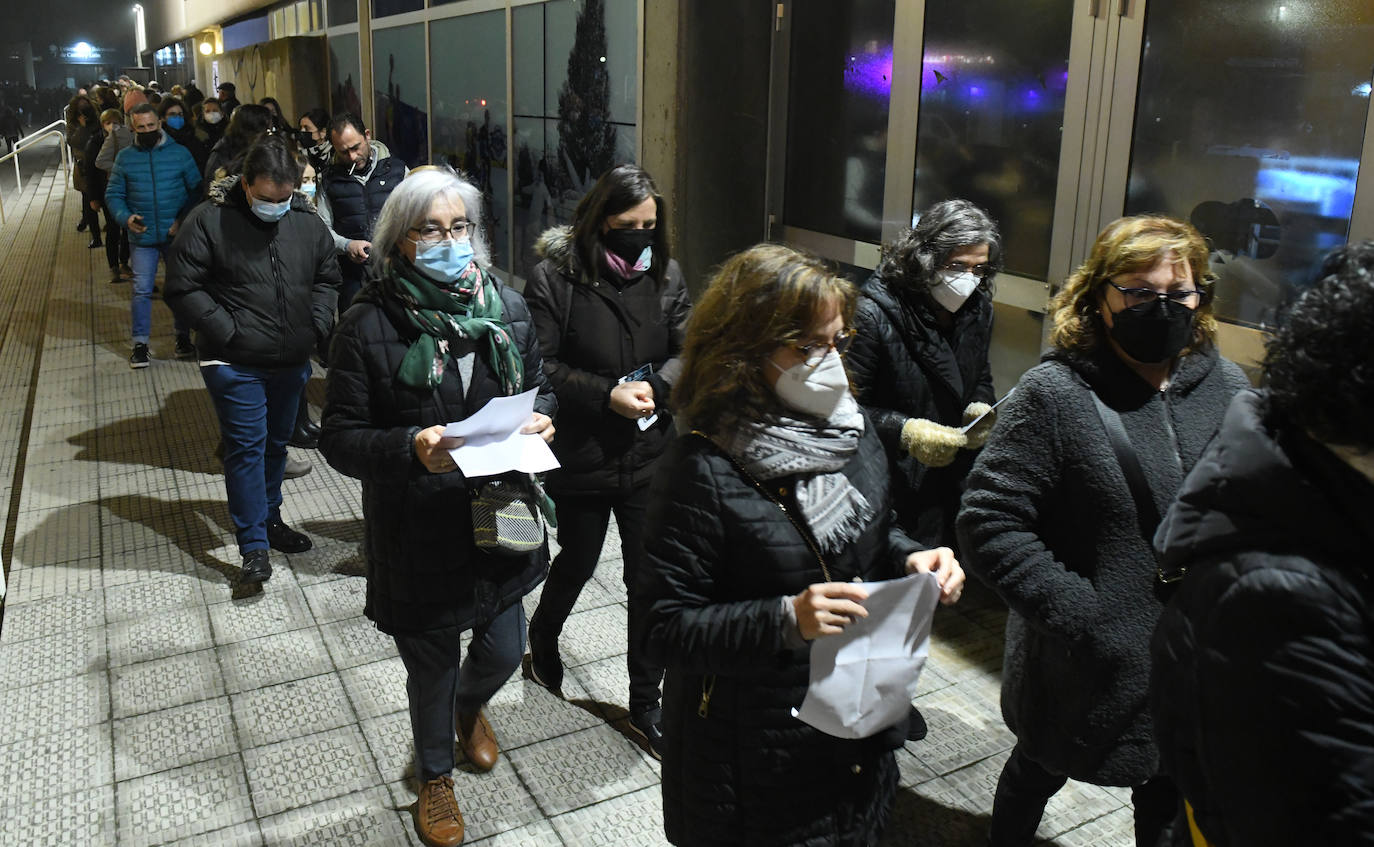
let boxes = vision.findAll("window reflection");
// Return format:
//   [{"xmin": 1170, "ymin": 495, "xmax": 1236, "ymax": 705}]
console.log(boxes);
[
  {"xmin": 329, "ymin": 33, "xmax": 362, "ymax": 119},
  {"xmin": 371, "ymin": 24, "xmax": 429, "ymax": 168}
]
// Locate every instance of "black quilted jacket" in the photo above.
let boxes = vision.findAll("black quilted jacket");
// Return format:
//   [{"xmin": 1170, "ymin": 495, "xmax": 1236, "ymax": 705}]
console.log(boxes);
[
  {"xmin": 638, "ymin": 421, "xmax": 920, "ymax": 846},
  {"xmin": 847, "ymin": 274, "xmax": 994, "ymax": 548},
  {"xmin": 1151, "ymin": 390, "xmax": 1374, "ymax": 846},
  {"xmin": 318, "ymin": 273, "xmax": 557, "ymax": 635},
  {"xmin": 956, "ymin": 345, "xmax": 1248, "ymax": 786}
]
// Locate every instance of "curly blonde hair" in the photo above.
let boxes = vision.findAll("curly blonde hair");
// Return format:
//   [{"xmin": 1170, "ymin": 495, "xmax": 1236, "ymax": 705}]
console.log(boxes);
[
  {"xmin": 676, "ymin": 243, "xmax": 855, "ymax": 434},
  {"xmin": 1049, "ymin": 215, "xmax": 1218, "ymax": 354}
]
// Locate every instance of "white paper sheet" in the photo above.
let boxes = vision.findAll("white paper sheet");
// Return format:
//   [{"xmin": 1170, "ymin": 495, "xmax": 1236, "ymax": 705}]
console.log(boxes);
[
  {"xmin": 441, "ymin": 388, "xmax": 560, "ymax": 477},
  {"xmin": 793, "ymin": 571, "xmax": 942, "ymax": 739}
]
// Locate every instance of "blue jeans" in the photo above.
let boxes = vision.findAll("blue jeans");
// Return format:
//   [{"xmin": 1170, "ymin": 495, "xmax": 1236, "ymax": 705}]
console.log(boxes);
[
  {"xmin": 131, "ymin": 244, "xmax": 187, "ymax": 344},
  {"xmin": 201, "ymin": 362, "xmax": 311, "ymax": 554}
]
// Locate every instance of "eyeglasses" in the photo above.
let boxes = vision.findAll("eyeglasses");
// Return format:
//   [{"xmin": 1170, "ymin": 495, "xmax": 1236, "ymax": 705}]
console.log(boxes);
[
  {"xmin": 795, "ymin": 329, "xmax": 855, "ymax": 367},
  {"xmin": 1104, "ymin": 280, "xmax": 1210, "ymax": 308},
  {"xmin": 940, "ymin": 261, "xmax": 995, "ymax": 279},
  {"xmin": 409, "ymin": 222, "xmax": 471, "ymax": 245}
]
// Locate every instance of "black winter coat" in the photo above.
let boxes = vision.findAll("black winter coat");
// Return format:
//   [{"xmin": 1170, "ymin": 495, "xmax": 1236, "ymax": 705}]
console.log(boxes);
[
  {"xmin": 318, "ymin": 273, "xmax": 557, "ymax": 635},
  {"xmin": 523, "ymin": 225, "xmax": 691, "ymax": 496},
  {"xmin": 1150, "ymin": 390, "xmax": 1374, "ymax": 846},
  {"xmin": 321, "ymin": 152, "xmax": 405, "ymax": 289},
  {"xmin": 82, "ymin": 128, "xmax": 108, "ymax": 204},
  {"xmin": 848, "ymin": 275, "xmax": 994, "ymax": 548},
  {"xmin": 956, "ymin": 344, "xmax": 1248, "ymax": 785},
  {"xmin": 639, "ymin": 422, "xmax": 919, "ymax": 847},
  {"xmin": 165, "ymin": 179, "xmax": 340, "ymax": 367}
]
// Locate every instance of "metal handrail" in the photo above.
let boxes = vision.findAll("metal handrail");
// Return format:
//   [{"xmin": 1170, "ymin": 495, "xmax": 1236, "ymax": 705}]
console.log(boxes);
[{"xmin": 0, "ymin": 120, "xmax": 70, "ymax": 227}]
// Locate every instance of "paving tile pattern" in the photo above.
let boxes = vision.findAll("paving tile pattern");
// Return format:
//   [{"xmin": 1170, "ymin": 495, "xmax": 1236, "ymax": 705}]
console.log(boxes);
[{"xmin": 0, "ymin": 157, "xmax": 1133, "ymax": 844}]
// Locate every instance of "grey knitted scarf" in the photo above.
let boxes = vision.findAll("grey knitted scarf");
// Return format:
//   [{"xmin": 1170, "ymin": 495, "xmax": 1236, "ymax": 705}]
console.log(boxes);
[{"xmin": 721, "ymin": 394, "xmax": 874, "ymax": 556}]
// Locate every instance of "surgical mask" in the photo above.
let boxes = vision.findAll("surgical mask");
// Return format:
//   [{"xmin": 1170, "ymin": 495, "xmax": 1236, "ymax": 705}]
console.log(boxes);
[
  {"xmin": 250, "ymin": 197, "xmax": 292, "ymax": 223},
  {"xmin": 770, "ymin": 348, "xmax": 850, "ymax": 419},
  {"xmin": 203, "ymin": 111, "xmax": 223, "ymax": 125},
  {"xmin": 602, "ymin": 227, "xmax": 654, "ymax": 270},
  {"xmin": 135, "ymin": 130, "xmax": 160, "ymax": 150},
  {"xmin": 302, "ymin": 182, "xmax": 317, "ymax": 200},
  {"xmin": 165, "ymin": 114, "xmax": 185, "ymax": 131},
  {"xmin": 413, "ymin": 238, "xmax": 475, "ymax": 282},
  {"xmin": 929, "ymin": 269, "xmax": 980, "ymax": 312},
  {"xmin": 1107, "ymin": 297, "xmax": 1196, "ymax": 364}
]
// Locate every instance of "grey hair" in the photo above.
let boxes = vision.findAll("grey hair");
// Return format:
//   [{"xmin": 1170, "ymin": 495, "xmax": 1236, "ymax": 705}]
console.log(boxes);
[
  {"xmin": 876, "ymin": 198, "xmax": 1003, "ymax": 293},
  {"xmin": 372, "ymin": 166, "xmax": 492, "ymax": 276}
]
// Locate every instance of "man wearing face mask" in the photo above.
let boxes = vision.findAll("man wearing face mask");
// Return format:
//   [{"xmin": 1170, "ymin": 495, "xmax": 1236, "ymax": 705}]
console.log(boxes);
[
  {"xmin": 166, "ymin": 135, "xmax": 340, "ymax": 586},
  {"xmin": 106, "ymin": 102, "xmax": 203, "ymax": 367}
]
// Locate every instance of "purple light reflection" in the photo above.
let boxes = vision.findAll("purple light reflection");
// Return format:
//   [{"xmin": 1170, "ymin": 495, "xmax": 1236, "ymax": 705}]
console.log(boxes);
[{"xmin": 843, "ymin": 45, "xmax": 894, "ymax": 100}]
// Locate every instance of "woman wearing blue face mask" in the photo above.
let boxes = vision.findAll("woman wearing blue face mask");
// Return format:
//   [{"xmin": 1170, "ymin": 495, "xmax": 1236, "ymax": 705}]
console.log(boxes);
[
  {"xmin": 521, "ymin": 164, "xmax": 692, "ymax": 759},
  {"xmin": 637, "ymin": 243, "xmax": 964, "ymax": 846},
  {"xmin": 158, "ymin": 96, "xmax": 211, "ymax": 178},
  {"xmin": 165, "ymin": 133, "xmax": 342, "ymax": 586},
  {"xmin": 318, "ymin": 166, "xmax": 556, "ymax": 847}
]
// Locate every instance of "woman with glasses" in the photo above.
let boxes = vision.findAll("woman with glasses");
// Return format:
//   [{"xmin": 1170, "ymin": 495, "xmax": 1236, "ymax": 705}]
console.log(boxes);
[
  {"xmin": 637, "ymin": 243, "xmax": 964, "ymax": 846},
  {"xmin": 318, "ymin": 166, "xmax": 556, "ymax": 847},
  {"xmin": 521, "ymin": 164, "xmax": 691, "ymax": 759},
  {"xmin": 955, "ymin": 215, "xmax": 1249, "ymax": 846}
]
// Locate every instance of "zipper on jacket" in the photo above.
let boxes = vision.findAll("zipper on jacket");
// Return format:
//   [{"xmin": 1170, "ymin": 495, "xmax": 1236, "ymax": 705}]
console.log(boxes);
[
  {"xmin": 147, "ymin": 150, "xmax": 161, "ymax": 242},
  {"xmin": 269, "ymin": 239, "xmax": 288, "ymax": 358},
  {"xmin": 1160, "ymin": 388, "xmax": 1184, "ymax": 478},
  {"xmin": 698, "ymin": 674, "xmax": 715, "ymax": 718}
]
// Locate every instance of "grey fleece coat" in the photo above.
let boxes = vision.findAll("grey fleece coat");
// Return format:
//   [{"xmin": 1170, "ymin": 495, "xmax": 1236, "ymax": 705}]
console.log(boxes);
[{"xmin": 956, "ymin": 344, "xmax": 1248, "ymax": 785}]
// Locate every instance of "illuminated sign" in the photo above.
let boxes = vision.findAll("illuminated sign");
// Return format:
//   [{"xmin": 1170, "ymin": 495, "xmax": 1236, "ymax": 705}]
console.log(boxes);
[{"xmin": 59, "ymin": 42, "xmax": 114, "ymax": 64}]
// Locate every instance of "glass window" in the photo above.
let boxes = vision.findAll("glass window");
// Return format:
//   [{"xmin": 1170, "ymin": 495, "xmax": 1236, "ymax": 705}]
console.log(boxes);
[
  {"xmin": 431, "ymin": 11, "xmax": 510, "ymax": 271},
  {"xmin": 1124, "ymin": 0, "xmax": 1374, "ymax": 328},
  {"xmin": 911, "ymin": 1, "xmax": 1073, "ymax": 281},
  {"xmin": 781, "ymin": 0, "xmax": 896, "ymax": 244},
  {"xmin": 511, "ymin": 0, "xmax": 639, "ymax": 279},
  {"xmin": 372, "ymin": 0, "xmax": 422, "ymax": 19},
  {"xmin": 372, "ymin": 24, "xmax": 429, "ymax": 167},
  {"xmin": 328, "ymin": 33, "xmax": 363, "ymax": 118},
  {"xmin": 326, "ymin": 0, "xmax": 357, "ymax": 27}
]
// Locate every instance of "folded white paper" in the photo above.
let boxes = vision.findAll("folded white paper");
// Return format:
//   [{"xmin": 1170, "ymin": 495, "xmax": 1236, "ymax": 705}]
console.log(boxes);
[
  {"xmin": 793, "ymin": 571, "xmax": 942, "ymax": 739},
  {"xmin": 441, "ymin": 388, "xmax": 560, "ymax": 477}
]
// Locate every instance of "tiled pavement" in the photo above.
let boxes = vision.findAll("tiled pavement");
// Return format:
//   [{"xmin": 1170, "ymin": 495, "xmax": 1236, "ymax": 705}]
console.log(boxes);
[{"xmin": 0, "ymin": 153, "xmax": 1137, "ymax": 845}]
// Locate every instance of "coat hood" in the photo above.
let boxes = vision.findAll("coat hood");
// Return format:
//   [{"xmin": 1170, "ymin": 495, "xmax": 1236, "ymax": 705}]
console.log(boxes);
[
  {"xmin": 208, "ymin": 174, "xmax": 318, "ymax": 214},
  {"xmin": 534, "ymin": 225, "xmax": 578, "ymax": 277},
  {"xmin": 1155, "ymin": 389, "xmax": 1374, "ymax": 575}
]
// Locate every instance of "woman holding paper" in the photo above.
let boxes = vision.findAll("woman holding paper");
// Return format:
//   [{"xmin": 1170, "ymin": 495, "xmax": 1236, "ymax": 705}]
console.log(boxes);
[
  {"xmin": 522, "ymin": 164, "xmax": 692, "ymax": 758},
  {"xmin": 638, "ymin": 243, "xmax": 964, "ymax": 846},
  {"xmin": 319, "ymin": 166, "xmax": 555, "ymax": 847}
]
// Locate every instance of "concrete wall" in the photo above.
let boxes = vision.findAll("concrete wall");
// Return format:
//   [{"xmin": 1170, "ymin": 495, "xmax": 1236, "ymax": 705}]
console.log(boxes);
[{"xmin": 211, "ymin": 36, "xmax": 330, "ymax": 124}]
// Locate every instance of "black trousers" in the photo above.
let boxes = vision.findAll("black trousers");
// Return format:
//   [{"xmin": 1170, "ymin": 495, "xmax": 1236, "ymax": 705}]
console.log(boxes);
[
  {"xmin": 392, "ymin": 601, "xmax": 525, "ymax": 781},
  {"xmin": 989, "ymin": 743, "xmax": 1182, "ymax": 847},
  {"xmin": 532, "ymin": 487, "xmax": 663, "ymax": 713},
  {"xmin": 99, "ymin": 202, "xmax": 128, "ymax": 270}
]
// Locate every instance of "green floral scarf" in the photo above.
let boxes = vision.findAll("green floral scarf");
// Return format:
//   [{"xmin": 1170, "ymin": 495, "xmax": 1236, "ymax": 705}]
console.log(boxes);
[{"xmin": 385, "ymin": 258, "xmax": 523, "ymax": 394}]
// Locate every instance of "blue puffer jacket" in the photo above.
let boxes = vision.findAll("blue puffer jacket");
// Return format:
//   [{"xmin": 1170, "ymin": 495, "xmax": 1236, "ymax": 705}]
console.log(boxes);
[{"xmin": 106, "ymin": 131, "xmax": 202, "ymax": 248}]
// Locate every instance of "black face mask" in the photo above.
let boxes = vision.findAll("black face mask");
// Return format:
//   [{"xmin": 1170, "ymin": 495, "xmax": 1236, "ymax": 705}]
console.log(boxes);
[
  {"xmin": 135, "ymin": 130, "xmax": 160, "ymax": 150},
  {"xmin": 297, "ymin": 130, "xmax": 315, "ymax": 149},
  {"xmin": 1107, "ymin": 297, "xmax": 1196, "ymax": 364},
  {"xmin": 602, "ymin": 227, "xmax": 655, "ymax": 265}
]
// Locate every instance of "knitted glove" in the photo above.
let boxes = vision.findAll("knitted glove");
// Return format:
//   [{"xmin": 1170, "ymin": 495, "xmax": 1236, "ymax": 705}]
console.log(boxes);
[
  {"xmin": 899, "ymin": 418, "xmax": 968, "ymax": 468},
  {"xmin": 962, "ymin": 402, "xmax": 996, "ymax": 449}
]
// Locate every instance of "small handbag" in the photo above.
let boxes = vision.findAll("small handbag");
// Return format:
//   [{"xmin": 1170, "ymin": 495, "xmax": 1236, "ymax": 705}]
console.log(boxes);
[{"xmin": 470, "ymin": 474, "xmax": 547, "ymax": 555}]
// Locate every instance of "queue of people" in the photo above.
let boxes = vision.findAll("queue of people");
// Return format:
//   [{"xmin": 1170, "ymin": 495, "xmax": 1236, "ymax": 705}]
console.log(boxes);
[{"xmin": 59, "ymin": 76, "xmax": 1371, "ymax": 847}]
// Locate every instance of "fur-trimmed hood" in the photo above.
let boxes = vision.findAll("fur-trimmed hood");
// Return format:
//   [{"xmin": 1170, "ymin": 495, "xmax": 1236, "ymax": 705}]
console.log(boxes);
[
  {"xmin": 534, "ymin": 225, "xmax": 580, "ymax": 279},
  {"xmin": 208, "ymin": 173, "xmax": 318, "ymax": 214}
]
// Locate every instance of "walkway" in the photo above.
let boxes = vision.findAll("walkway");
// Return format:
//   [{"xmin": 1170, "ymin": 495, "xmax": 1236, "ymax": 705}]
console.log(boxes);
[{"xmin": 0, "ymin": 155, "xmax": 1137, "ymax": 845}]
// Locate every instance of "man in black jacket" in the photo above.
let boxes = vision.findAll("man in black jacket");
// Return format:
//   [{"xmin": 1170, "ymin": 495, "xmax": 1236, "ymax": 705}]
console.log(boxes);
[
  {"xmin": 1151, "ymin": 241, "xmax": 1374, "ymax": 847},
  {"xmin": 166, "ymin": 135, "xmax": 341, "ymax": 585}
]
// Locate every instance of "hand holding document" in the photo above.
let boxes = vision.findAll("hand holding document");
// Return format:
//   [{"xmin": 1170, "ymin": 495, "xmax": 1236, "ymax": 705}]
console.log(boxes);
[
  {"xmin": 793, "ymin": 571, "xmax": 942, "ymax": 739},
  {"xmin": 441, "ymin": 388, "xmax": 560, "ymax": 477}
]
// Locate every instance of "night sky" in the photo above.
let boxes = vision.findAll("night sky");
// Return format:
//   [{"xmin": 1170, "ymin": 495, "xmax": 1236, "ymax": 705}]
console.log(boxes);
[{"xmin": 11, "ymin": 0, "xmax": 138, "ymax": 84}]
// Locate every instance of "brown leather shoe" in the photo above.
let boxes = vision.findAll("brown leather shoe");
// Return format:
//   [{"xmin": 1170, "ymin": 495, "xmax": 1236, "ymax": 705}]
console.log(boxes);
[
  {"xmin": 415, "ymin": 774, "xmax": 464, "ymax": 847},
  {"xmin": 455, "ymin": 709, "xmax": 499, "ymax": 772}
]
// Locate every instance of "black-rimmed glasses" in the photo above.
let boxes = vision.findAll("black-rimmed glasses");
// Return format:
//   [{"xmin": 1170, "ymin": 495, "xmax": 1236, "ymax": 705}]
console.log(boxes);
[
  {"xmin": 408, "ymin": 222, "xmax": 472, "ymax": 245},
  {"xmin": 795, "ymin": 329, "xmax": 855, "ymax": 368},
  {"xmin": 1104, "ymin": 280, "xmax": 1209, "ymax": 308}
]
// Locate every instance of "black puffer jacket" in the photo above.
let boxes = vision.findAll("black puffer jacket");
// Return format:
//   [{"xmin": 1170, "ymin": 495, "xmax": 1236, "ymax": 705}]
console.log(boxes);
[
  {"xmin": 638, "ymin": 422, "xmax": 919, "ymax": 846},
  {"xmin": 166, "ymin": 177, "xmax": 339, "ymax": 366},
  {"xmin": 847, "ymin": 275, "xmax": 994, "ymax": 548},
  {"xmin": 956, "ymin": 344, "xmax": 1247, "ymax": 786},
  {"xmin": 1150, "ymin": 390, "xmax": 1374, "ymax": 846},
  {"xmin": 318, "ymin": 273, "xmax": 556, "ymax": 635},
  {"xmin": 523, "ymin": 225, "xmax": 691, "ymax": 496}
]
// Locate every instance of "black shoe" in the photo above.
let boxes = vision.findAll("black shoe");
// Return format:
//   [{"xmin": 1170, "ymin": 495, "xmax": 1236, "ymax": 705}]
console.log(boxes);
[
  {"xmin": 240, "ymin": 549, "xmax": 272, "ymax": 584},
  {"xmin": 174, "ymin": 334, "xmax": 196, "ymax": 360},
  {"xmin": 88, "ymin": 237, "xmax": 103, "ymax": 248},
  {"xmin": 267, "ymin": 519, "xmax": 312, "ymax": 553},
  {"xmin": 119, "ymin": 263, "xmax": 133, "ymax": 277},
  {"xmin": 526, "ymin": 618, "xmax": 564, "ymax": 694},
  {"xmin": 109, "ymin": 268, "xmax": 123, "ymax": 284},
  {"xmin": 906, "ymin": 704, "xmax": 929, "ymax": 742},
  {"xmin": 129, "ymin": 343, "xmax": 150, "ymax": 369},
  {"xmin": 77, "ymin": 220, "xmax": 87, "ymax": 232},
  {"xmin": 629, "ymin": 707, "xmax": 664, "ymax": 761},
  {"xmin": 288, "ymin": 425, "xmax": 319, "ymax": 449},
  {"xmin": 302, "ymin": 418, "xmax": 322, "ymax": 438}
]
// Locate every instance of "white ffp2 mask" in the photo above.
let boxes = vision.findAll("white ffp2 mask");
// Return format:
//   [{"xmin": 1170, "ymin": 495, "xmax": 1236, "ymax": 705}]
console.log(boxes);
[
  {"xmin": 929, "ymin": 270, "xmax": 980, "ymax": 312},
  {"xmin": 771, "ymin": 348, "xmax": 850, "ymax": 419}
]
